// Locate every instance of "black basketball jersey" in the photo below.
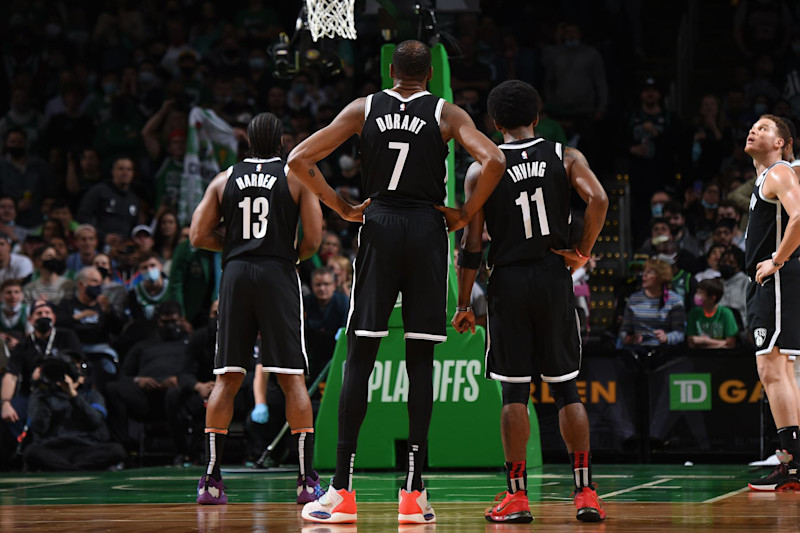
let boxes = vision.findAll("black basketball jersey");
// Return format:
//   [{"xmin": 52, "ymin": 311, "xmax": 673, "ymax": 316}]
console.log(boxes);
[
  {"xmin": 220, "ymin": 157, "xmax": 299, "ymax": 267},
  {"xmin": 360, "ymin": 90, "xmax": 448, "ymax": 207},
  {"xmin": 483, "ymin": 138, "xmax": 571, "ymax": 267},
  {"xmin": 745, "ymin": 160, "xmax": 799, "ymax": 277}
]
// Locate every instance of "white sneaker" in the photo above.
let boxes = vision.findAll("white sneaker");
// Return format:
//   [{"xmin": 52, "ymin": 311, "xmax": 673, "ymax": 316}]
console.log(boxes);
[
  {"xmin": 749, "ymin": 453, "xmax": 781, "ymax": 467},
  {"xmin": 301, "ymin": 484, "xmax": 357, "ymax": 523},
  {"xmin": 398, "ymin": 488, "xmax": 436, "ymax": 524}
]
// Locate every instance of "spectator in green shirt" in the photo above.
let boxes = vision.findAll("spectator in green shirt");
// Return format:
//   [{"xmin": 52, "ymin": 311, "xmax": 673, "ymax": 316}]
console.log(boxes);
[{"xmin": 686, "ymin": 278, "xmax": 738, "ymax": 349}]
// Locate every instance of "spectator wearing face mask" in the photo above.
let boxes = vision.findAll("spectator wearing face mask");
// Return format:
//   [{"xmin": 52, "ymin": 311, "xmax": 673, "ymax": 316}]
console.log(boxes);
[
  {"xmin": 636, "ymin": 218, "xmax": 673, "ymax": 256},
  {"xmin": 718, "ymin": 246, "xmax": 749, "ymax": 327},
  {"xmin": 127, "ymin": 253, "xmax": 171, "ymax": 322},
  {"xmin": 686, "ymin": 278, "xmax": 738, "ymax": 349},
  {"xmin": 693, "ymin": 243, "xmax": 726, "ymax": 283},
  {"xmin": 56, "ymin": 267, "xmax": 126, "ymax": 358},
  {"xmin": 24, "ymin": 245, "xmax": 74, "ymax": 305},
  {"xmin": 662, "ymin": 201, "xmax": 703, "ymax": 260},
  {"xmin": 0, "ymin": 301, "xmax": 84, "ymax": 456},
  {"xmin": 104, "ymin": 300, "xmax": 189, "ymax": 452},
  {"xmin": 92, "ymin": 253, "xmax": 127, "ymax": 317}
]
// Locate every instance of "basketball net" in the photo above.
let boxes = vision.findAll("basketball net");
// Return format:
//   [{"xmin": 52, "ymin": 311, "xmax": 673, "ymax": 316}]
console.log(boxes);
[{"xmin": 305, "ymin": 0, "xmax": 357, "ymax": 42}]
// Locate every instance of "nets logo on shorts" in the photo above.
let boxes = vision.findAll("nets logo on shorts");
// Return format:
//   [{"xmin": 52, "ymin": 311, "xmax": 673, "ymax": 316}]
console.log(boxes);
[
  {"xmin": 754, "ymin": 328, "xmax": 767, "ymax": 348},
  {"xmin": 670, "ymin": 373, "xmax": 711, "ymax": 411}
]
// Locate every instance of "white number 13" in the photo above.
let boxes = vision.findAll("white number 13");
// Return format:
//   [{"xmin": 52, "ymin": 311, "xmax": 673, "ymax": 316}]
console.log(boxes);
[
  {"xmin": 514, "ymin": 188, "xmax": 550, "ymax": 239},
  {"xmin": 238, "ymin": 197, "xmax": 269, "ymax": 239}
]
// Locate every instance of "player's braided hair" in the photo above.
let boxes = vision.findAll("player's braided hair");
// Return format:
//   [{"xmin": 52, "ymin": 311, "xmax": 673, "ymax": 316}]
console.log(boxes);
[{"xmin": 247, "ymin": 112, "xmax": 283, "ymax": 158}]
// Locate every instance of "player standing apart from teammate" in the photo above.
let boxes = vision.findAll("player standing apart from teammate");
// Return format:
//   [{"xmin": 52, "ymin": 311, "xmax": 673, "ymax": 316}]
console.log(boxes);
[
  {"xmin": 288, "ymin": 40, "xmax": 505, "ymax": 524},
  {"xmin": 190, "ymin": 113, "xmax": 326, "ymax": 504},
  {"xmin": 743, "ymin": 114, "xmax": 800, "ymax": 491},
  {"xmin": 447, "ymin": 80, "xmax": 609, "ymax": 522}
]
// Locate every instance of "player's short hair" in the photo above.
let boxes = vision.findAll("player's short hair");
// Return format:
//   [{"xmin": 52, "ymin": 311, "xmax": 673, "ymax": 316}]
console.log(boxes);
[
  {"xmin": 761, "ymin": 114, "xmax": 792, "ymax": 146},
  {"xmin": 487, "ymin": 80, "xmax": 540, "ymax": 130},
  {"xmin": 697, "ymin": 278, "xmax": 724, "ymax": 303},
  {"xmin": 392, "ymin": 40, "xmax": 431, "ymax": 81},
  {"xmin": 247, "ymin": 112, "xmax": 283, "ymax": 158}
]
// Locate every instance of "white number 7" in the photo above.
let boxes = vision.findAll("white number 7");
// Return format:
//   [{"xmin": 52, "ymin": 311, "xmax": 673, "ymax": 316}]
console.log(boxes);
[{"xmin": 387, "ymin": 141, "xmax": 409, "ymax": 190}]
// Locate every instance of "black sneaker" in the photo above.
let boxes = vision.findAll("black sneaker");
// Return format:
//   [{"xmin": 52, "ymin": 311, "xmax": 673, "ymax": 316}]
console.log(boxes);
[{"xmin": 748, "ymin": 453, "xmax": 800, "ymax": 492}]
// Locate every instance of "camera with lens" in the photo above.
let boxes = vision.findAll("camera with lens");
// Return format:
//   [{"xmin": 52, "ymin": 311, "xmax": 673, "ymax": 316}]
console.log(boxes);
[{"xmin": 35, "ymin": 353, "xmax": 86, "ymax": 394}]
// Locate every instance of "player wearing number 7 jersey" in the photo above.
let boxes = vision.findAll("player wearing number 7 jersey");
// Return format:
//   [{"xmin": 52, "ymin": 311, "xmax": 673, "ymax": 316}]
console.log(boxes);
[
  {"xmin": 288, "ymin": 40, "xmax": 505, "ymax": 524},
  {"xmin": 189, "ymin": 113, "xmax": 326, "ymax": 505},
  {"xmin": 447, "ymin": 80, "xmax": 609, "ymax": 523}
]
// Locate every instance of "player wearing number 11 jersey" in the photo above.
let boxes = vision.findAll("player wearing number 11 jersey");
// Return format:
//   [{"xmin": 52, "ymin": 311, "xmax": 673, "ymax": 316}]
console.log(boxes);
[
  {"xmin": 449, "ymin": 80, "xmax": 609, "ymax": 523},
  {"xmin": 189, "ymin": 113, "xmax": 325, "ymax": 505},
  {"xmin": 288, "ymin": 40, "xmax": 505, "ymax": 524}
]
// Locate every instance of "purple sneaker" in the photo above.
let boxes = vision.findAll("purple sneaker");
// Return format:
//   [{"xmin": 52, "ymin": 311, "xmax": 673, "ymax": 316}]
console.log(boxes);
[
  {"xmin": 297, "ymin": 472, "xmax": 325, "ymax": 504},
  {"xmin": 197, "ymin": 475, "xmax": 228, "ymax": 505}
]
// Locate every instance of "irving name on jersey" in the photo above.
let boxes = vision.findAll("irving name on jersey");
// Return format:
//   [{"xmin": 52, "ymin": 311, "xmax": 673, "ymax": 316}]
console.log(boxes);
[{"xmin": 506, "ymin": 160, "xmax": 547, "ymax": 183}]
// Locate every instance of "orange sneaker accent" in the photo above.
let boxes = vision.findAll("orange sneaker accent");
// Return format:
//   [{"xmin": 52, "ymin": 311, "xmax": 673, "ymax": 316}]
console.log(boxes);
[
  {"xmin": 484, "ymin": 491, "xmax": 533, "ymax": 523},
  {"xmin": 398, "ymin": 489, "xmax": 436, "ymax": 524},
  {"xmin": 332, "ymin": 489, "xmax": 357, "ymax": 516},
  {"xmin": 573, "ymin": 486, "xmax": 606, "ymax": 522}
]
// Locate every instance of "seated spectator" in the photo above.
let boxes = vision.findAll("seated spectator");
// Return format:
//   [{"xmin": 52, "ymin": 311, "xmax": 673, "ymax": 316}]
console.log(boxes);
[
  {"xmin": 663, "ymin": 201, "xmax": 703, "ymax": 260},
  {"xmin": 92, "ymin": 253, "xmax": 127, "ymax": 317},
  {"xmin": 0, "ymin": 128, "xmax": 53, "ymax": 228},
  {"xmin": 718, "ymin": 246, "xmax": 749, "ymax": 327},
  {"xmin": 694, "ymin": 243, "xmax": 726, "ymax": 282},
  {"xmin": 0, "ymin": 231, "xmax": 33, "ymax": 284},
  {"xmin": 24, "ymin": 245, "xmax": 74, "ymax": 304},
  {"xmin": 0, "ymin": 279, "xmax": 29, "ymax": 348},
  {"xmin": 104, "ymin": 301, "xmax": 188, "ymax": 451},
  {"xmin": 153, "ymin": 209, "xmax": 180, "ymax": 273},
  {"xmin": 0, "ymin": 195, "xmax": 29, "ymax": 245},
  {"xmin": 326, "ymin": 255, "xmax": 352, "ymax": 295},
  {"xmin": 23, "ymin": 352, "xmax": 126, "ymax": 471},
  {"xmin": 304, "ymin": 267, "xmax": 348, "ymax": 378},
  {"xmin": 131, "ymin": 224, "xmax": 155, "ymax": 257},
  {"xmin": 66, "ymin": 224, "xmax": 98, "ymax": 277},
  {"xmin": 65, "ymin": 147, "xmax": 104, "ymax": 201},
  {"xmin": 619, "ymin": 259, "xmax": 686, "ymax": 348},
  {"xmin": 636, "ymin": 217, "xmax": 673, "ymax": 256},
  {"xmin": 48, "ymin": 236, "xmax": 70, "ymax": 267},
  {"xmin": 686, "ymin": 182, "xmax": 720, "ymax": 243},
  {"xmin": 0, "ymin": 301, "xmax": 84, "ymax": 454},
  {"xmin": 686, "ymin": 278, "xmax": 738, "ymax": 349},
  {"xmin": 48, "ymin": 200, "xmax": 80, "ymax": 245},
  {"xmin": 716, "ymin": 200, "xmax": 746, "ymax": 250},
  {"xmin": 128, "ymin": 253, "xmax": 172, "ymax": 322},
  {"xmin": 56, "ymin": 267, "xmax": 126, "ymax": 358},
  {"xmin": 167, "ymin": 239, "xmax": 218, "ymax": 327},
  {"xmin": 76, "ymin": 156, "xmax": 143, "ymax": 243},
  {"xmin": 19, "ymin": 234, "xmax": 45, "ymax": 262},
  {"xmin": 703, "ymin": 219, "xmax": 736, "ymax": 254}
]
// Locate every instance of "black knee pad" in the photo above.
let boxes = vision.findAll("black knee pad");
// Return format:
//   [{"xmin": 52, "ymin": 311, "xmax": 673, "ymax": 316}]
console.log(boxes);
[
  {"xmin": 547, "ymin": 379, "xmax": 581, "ymax": 411},
  {"xmin": 501, "ymin": 382, "xmax": 530, "ymax": 405}
]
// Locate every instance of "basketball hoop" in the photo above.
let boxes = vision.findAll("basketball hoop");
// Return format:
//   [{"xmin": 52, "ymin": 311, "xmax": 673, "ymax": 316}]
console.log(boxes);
[{"xmin": 305, "ymin": 0, "xmax": 357, "ymax": 42}]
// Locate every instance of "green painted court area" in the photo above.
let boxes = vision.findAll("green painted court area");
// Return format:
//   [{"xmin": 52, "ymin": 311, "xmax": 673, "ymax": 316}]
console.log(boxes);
[{"xmin": 0, "ymin": 464, "xmax": 760, "ymax": 506}]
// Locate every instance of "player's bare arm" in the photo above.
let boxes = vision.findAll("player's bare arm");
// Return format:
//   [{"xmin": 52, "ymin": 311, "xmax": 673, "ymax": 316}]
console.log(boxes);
[
  {"xmin": 435, "ymin": 103, "xmax": 505, "ymax": 232},
  {"xmin": 551, "ymin": 147, "xmax": 609, "ymax": 272},
  {"xmin": 189, "ymin": 170, "xmax": 228, "ymax": 252},
  {"xmin": 287, "ymin": 99, "xmax": 371, "ymax": 223},
  {"xmin": 288, "ymin": 173, "xmax": 324, "ymax": 261},
  {"xmin": 755, "ymin": 164, "xmax": 800, "ymax": 284},
  {"xmin": 452, "ymin": 161, "xmax": 485, "ymax": 334}
]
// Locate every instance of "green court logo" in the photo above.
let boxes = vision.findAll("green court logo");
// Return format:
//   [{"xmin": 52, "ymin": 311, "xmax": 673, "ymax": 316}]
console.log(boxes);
[{"xmin": 670, "ymin": 373, "xmax": 711, "ymax": 410}]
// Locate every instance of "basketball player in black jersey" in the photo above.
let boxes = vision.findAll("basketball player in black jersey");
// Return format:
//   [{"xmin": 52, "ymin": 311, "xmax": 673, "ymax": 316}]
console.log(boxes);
[
  {"xmin": 446, "ymin": 81, "xmax": 609, "ymax": 522},
  {"xmin": 190, "ymin": 113, "xmax": 326, "ymax": 504},
  {"xmin": 743, "ymin": 114, "xmax": 800, "ymax": 491},
  {"xmin": 288, "ymin": 40, "xmax": 505, "ymax": 524}
]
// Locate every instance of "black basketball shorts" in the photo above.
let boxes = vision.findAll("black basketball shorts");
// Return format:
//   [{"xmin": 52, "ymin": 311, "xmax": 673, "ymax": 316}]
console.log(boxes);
[
  {"xmin": 346, "ymin": 204, "xmax": 448, "ymax": 343},
  {"xmin": 485, "ymin": 254, "xmax": 582, "ymax": 383},
  {"xmin": 215, "ymin": 257, "xmax": 308, "ymax": 375},
  {"xmin": 747, "ymin": 258, "xmax": 800, "ymax": 360}
]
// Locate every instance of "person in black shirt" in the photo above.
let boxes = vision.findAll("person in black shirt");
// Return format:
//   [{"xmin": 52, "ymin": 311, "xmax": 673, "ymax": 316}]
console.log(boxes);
[
  {"xmin": 450, "ymin": 81, "xmax": 609, "ymax": 522},
  {"xmin": 190, "ymin": 112, "xmax": 323, "ymax": 504},
  {"xmin": 289, "ymin": 40, "xmax": 505, "ymax": 524},
  {"xmin": 0, "ymin": 301, "xmax": 83, "ymax": 461},
  {"xmin": 76, "ymin": 157, "xmax": 143, "ymax": 243},
  {"xmin": 103, "ymin": 300, "xmax": 188, "ymax": 451}
]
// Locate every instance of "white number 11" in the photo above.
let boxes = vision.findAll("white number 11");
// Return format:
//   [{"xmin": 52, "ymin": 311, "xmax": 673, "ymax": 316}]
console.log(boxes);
[{"xmin": 514, "ymin": 188, "xmax": 550, "ymax": 239}]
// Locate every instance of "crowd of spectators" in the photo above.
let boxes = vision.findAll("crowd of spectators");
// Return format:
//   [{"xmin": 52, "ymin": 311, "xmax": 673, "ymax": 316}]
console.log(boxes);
[{"xmin": 1, "ymin": 0, "xmax": 799, "ymax": 470}]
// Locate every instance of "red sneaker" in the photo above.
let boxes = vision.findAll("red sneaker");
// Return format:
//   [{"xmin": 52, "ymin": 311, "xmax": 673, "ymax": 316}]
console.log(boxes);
[
  {"xmin": 484, "ymin": 491, "xmax": 533, "ymax": 523},
  {"xmin": 573, "ymin": 486, "xmax": 606, "ymax": 522}
]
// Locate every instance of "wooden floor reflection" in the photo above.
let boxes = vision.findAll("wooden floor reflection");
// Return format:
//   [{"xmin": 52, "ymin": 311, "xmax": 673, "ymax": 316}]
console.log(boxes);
[{"xmin": 2, "ymin": 493, "xmax": 800, "ymax": 532}]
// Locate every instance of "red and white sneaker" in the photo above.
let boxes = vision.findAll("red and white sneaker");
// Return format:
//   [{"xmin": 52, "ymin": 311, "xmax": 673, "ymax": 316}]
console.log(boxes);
[
  {"xmin": 301, "ymin": 485, "xmax": 357, "ymax": 523},
  {"xmin": 398, "ymin": 488, "xmax": 436, "ymax": 524},
  {"xmin": 573, "ymin": 486, "xmax": 606, "ymax": 522},
  {"xmin": 484, "ymin": 490, "xmax": 533, "ymax": 523}
]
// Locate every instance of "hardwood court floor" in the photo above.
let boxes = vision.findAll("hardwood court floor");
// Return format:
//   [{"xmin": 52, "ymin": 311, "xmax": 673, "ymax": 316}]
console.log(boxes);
[{"xmin": 1, "ymin": 465, "xmax": 799, "ymax": 532}]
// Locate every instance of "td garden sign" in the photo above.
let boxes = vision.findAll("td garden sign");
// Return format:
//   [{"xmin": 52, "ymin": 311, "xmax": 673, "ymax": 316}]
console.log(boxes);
[{"xmin": 669, "ymin": 373, "xmax": 764, "ymax": 411}]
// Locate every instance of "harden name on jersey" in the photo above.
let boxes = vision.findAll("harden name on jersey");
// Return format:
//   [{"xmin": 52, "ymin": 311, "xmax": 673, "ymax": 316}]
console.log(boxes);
[{"xmin": 235, "ymin": 172, "xmax": 278, "ymax": 190}]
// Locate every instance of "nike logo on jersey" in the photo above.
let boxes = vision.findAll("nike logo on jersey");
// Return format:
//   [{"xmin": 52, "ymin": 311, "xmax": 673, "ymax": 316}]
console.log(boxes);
[
  {"xmin": 375, "ymin": 113, "xmax": 426, "ymax": 134},
  {"xmin": 507, "ymin": 161, "xmax": 547, "ymax": 183}
]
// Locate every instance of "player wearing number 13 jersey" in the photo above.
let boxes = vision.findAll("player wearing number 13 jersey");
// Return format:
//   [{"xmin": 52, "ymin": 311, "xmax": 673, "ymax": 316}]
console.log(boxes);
[
  {"xmin": 451, "ymin": 81, "xmax": 609, "ymax": 523},
  {"xmin": 190, "ymin": 113, "xmax": 325, "ymax": 506},
  {"xmin": 288, "ymin": 40, "xmax": 505, "ymax": 524}
]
